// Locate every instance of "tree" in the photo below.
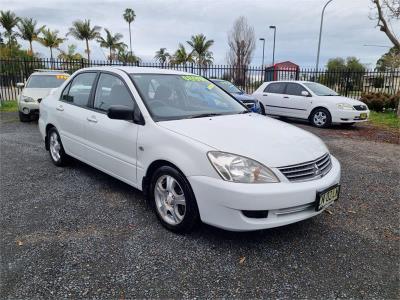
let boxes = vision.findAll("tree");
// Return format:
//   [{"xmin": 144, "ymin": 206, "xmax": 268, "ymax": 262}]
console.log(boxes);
[
  {"xmin": 186, "ymin": 34, "xmax": 214, "ymax": 66},
  {"xmin": 97, "ymin": 28, "xmax": 125, "ymax": 61},
  {"xmin": 371, "ymin": 0, "xmax": 400, "ymax": 49},
  {"xmin": 154, "ymin": 47, "xmax": 170, "ymax": 64},
  {"xmin": 0, "ymin": 10, "xmax": 19, "ymax": 53},
  {"xmin": 37, "ymin": 28, "xmax": 65, "ymax": 61},
  {"xmin": 67, "ymin": 19, "xmax": 101, "ymax": 61},
  {"xmin": 117, "ymin": 48, "xmax": 141, "ymax": 64},
  {"xmin": 226, "ymin": 16, "xmax": 256, "ymax": 85},
  {"xmin": 17, "ymin": 18, "xmax": 44, "ymax": 55},
  {"xmin": 171, "ymin": 43, "xmax": 193, "ymax": 65},
  {"xmin": 376, "ymin": 46, "xmax": 400, "ymax": 70},
  {"xmin": 123, "ymin": 8, "xmax": 136, "ymax": 54},
  {"xmin": 57, "ymin": 44, "xmax": 83, "ymax": 60}
]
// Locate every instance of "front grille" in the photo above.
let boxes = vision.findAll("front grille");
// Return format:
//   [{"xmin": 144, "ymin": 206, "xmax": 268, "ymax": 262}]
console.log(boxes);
[
  {"xmin": 241, "ymin": 100, "xmax": 256, "ymax": 109},
  {"xmin": 353, "ymin": 105, "xmax": 367, "ymax": 111},
  {"xmin": 278, "ymin": 153, "xmax": 332, "ymax": 182}
]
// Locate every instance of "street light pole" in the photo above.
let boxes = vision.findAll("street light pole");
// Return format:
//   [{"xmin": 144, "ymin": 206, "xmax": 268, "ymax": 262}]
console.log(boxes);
[
  {"xmin": 269, "ymin": 26, "xmax": 276, "ymax": 66},
  {"xmin": 316, "ymin": 0, "xmax": 334, "ymax": 70},
  {"xmin": 259, "ymin": 38, "xmax": 265, "ymax": 67}
]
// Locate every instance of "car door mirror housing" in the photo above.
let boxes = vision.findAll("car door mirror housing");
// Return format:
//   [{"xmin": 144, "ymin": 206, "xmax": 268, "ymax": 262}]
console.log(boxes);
[
  {"xmin": 301, "ymin": 91, "xmax": 311, "ymax": 97},
  {"xmin": 107, "ymin": 105, "xmax": 134, "ymax": 121}
]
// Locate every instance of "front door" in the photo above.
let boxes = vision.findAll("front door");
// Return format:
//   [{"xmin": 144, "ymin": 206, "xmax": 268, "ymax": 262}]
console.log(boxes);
[
  {"xmin": 262, "ymin": 82, "xmax": 287, "ymax": 115},
  {"xmin": 280, "ymin": 83, "xmax": 313, "ymax": 119}
]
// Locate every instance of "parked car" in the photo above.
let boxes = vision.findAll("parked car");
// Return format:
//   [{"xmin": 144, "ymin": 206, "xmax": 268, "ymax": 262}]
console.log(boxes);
[
  {"xmin": 253, "ymin": 81, "xmax": 370, "ymax": 128},
  {"xmin": 39, "ymin": 67, "xmax": 341, "ymax": 233},
  {"xmin": 210, "ymin": 79, "xmax": 264, "ymax": 114},
  {"xmin": 17, "ymin": 70, "xmax": 69, "ymax": 122}
]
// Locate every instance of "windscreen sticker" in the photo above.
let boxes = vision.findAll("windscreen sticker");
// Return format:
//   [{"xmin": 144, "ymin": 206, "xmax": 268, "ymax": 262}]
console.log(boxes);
[
  {"xmin": 56, "ymin": 75, "xmax": 69, "ymax": 80},
  {"xmin": 207, "ymin": 83, "xmax": 215, "ymax": 90},
  {"xmin": 181, "ymin": 75, "xmax": 207, "ymax": 82}
]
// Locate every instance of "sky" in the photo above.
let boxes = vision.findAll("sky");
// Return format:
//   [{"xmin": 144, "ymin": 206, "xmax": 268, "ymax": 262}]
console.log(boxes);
[{"xmin": 3, "ymin": 0, "xmax": 399, "ymax": 68}]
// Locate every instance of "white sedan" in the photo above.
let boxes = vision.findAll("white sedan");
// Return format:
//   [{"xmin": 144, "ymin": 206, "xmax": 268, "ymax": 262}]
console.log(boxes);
[
  {"xmin": 253, "ymin": 81, "xmax": 370, "ymax": 127},
  {"xmin": 39, "ymin": 67, "xmax": 341, "ymax": 232}
]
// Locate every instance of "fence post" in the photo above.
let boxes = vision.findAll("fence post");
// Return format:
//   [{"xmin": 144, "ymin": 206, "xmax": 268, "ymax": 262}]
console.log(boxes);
[
  {"xmin": 344, "ymin": 69, "xmax": 350, "ymax": 97},
  {"xmin": 80, "ymin": 58, "xmax": 85, "ymax": 69}
]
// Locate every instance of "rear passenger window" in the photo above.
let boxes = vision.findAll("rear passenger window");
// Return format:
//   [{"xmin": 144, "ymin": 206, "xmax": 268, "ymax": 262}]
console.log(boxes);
[
  {"xmin": 264, "ymin": 83, "xmax": 286, "ymax": 94},
  {"xmin": 286, "ymin": 83, "xmax": 308, "ymax": 96},
  {"xmin": 61, "ymin": 72, "xmax": 96, "ymax": 107},
  {"xmin": 94, "ymin": 73, "xmax": 134, "ymax": 112}
]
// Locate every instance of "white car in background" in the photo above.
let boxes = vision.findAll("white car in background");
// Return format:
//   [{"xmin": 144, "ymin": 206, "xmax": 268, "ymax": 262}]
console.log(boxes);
[
  {"xmin": 253, "ymin": 81, "xmax": 370, "ymax": 128},
  {"xmin": 17, "ymin": 70, "xmax": 69, "ymax": 122},
  {"xmin": 39, "ymin": 67, "xmax": 341, "ymax": 233}
]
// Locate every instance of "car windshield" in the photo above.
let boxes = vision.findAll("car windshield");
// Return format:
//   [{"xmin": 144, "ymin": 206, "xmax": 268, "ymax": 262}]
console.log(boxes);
[
  {"xmin": 130, "ymin": 74, "xmax": 247, "ymax": 121},
  {"xmin": 213, "ymin": 80, "xmax": 242, "ymax": 94},
  {"xmin": 303, "ymin": 82, "xmax": 339, "ymax": 96},
  {"xmin": 26, "ymin": 74, "xmax": 69, "ymax": 88}
]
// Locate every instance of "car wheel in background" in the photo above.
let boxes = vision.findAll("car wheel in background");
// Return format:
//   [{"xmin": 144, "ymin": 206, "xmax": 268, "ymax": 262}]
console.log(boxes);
[
  {"xmin": 310, "ymin": 108, "xmax": 332, "ymax": 128},
  {"xmin": 47, "ymin": 127, "xmax": 68, "ymax": 166},
  {"xmin": 149, "ymin": 165, "xmax": 200, "ymax": 233},
  {"xmin": 259, "ymin": 103, "xmax": 266, "ymax": 115},
  {"xmin": 18, "ymin": 111, "xmax": 31, "ymax": 122}
]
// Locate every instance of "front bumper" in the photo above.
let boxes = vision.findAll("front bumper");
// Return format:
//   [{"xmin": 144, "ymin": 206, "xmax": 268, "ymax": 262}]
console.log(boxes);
[
  {"xmin": 188, "ymin": 156, "xmax": 341, "ymax": 231},
  {"xmin": 332, "ymin": 109, "xmax": 370, "ymax": 123},
  {"xmin": 18, "ymin": 100, "xmax": 39, "ymax": 115}
]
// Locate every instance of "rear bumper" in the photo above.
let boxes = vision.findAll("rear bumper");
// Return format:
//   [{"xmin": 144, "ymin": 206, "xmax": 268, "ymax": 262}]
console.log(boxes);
[
  {"xmin": 332, "ymin": 109, "xmax": 370, "ymax": 123},
  {"xmin": 188, "ymin": 156, "xmax": 341, "ymax": 231}
]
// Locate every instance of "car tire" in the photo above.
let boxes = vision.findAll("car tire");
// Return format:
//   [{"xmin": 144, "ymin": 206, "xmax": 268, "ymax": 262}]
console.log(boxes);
[
  {"xmin": 19, "ymin": 111, "xmax": 31, "ymax": 122},
  {"xmin": 149, "ymin": 165, "xmax": 200, "ymax": 233},
  {"xmin": 47, "ymin": 127, "xmax": 68, "ymax": 166},
  {"xmin": 310, "ymin": 108, "xmax": 332, "ymax": 128},
  {"xmin": 259, "ymin": 103, "xmax": 266, "ymax": 115}
]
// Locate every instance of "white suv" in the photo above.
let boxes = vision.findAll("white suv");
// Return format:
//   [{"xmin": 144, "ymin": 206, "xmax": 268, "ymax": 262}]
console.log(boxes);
[
  {"xmin": 39, "ymin": 67, "xmax": 341, "ymax": 233},
  {"xmin": 17, "ymin": 70, "xmax": 69, "ymax": 122},
  {"xmin": 253, "ymin": 81, "xmax": 370, "ymax": 128}
]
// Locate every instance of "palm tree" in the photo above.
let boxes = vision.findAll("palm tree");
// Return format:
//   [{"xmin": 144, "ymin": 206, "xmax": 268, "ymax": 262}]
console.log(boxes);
[
  {"xmin": 154, "ymin": 48, "xmax": 170, "ymax": 65},
  {"xmin": 186, "ymin": 34, "xmax": 214, "ymax": 66},
  {"xmin": 67, "ymin": 19, "xmax": 101, "ymax": 61},
  {"xmin": 123, "ymin": 8, "xmax": 136, "ymax": 54},
  {"xmin": 171, "ymin": 43, "xmax": 193, "ymax": 65},
  {"xmin": 0, "ymin": 10, "xmax": 19, "ymax": 52},
  {"xmin": 97, "ymin": 28, "xmax": 125, "ymax": 62},
  {"xmin": 17, "ymin": 18, "xmax": 44, "ymax": 55},
  {"xmin": 37, "ymin": 28, "xmax": 65, "ymax": 61},
  {"xmin": 118, "ymin": 48, "xmax": 141, "ymax": 64},
  {"xmin": 57, "ymin": 44, "xmax": 83, "ymax": 60}
]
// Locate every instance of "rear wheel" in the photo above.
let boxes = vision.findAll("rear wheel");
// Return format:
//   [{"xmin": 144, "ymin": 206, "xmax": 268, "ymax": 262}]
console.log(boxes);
[
  {"xmin": 19, "ymin": 111, "xmax": 31, "ymax": 122},
  {"xmin": 310, "ymin": 108, "xmax": 332, "ymax": 128},
  {"xmin": 47, "ymin": 128, "xmax": 68, "ymax": 166},
  {"xmin": 149, "ymin": 165, "xmax": 199, "ymax": 233}
]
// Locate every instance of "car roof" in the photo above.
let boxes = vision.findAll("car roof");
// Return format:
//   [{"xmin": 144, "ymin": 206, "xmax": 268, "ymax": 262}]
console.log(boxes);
[
  {"xmin": 77, "ymin": 66, "xmax": 194, "ymax": 75},
  {"xmin": 266, "ymin": 80, "xmax": 315, "ymax": 84}
]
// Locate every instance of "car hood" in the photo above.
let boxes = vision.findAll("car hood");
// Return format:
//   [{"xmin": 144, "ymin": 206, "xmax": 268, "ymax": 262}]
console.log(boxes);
[
  {"xmin": 158, "ymin": 114, "xmax": 328, "ymax": 168},
  {"xmin": 232, "ymin": 92, "xmax": 257, "ymax": 102},
  {"xmin": 319, "ymin": 95, "xmax": 367, "ymax": 106},
  {"xmin": 20, "ymin": 88, "xmax": 53, "ymax": 100}
]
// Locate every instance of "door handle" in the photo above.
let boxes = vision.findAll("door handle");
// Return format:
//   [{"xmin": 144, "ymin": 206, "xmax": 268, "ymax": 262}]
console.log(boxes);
[
  {"xmin": 283, "ymin": 96, "xmax": 290, "ymax": 99},
  {"xmin": 263, "ymin": 94, "xmax": 268, "ymax": 96},
  {"xmin": 56, "ymin": 105, "xmax": 64, "ymax": 111},
  {"xmin": 87, "ymin": 116, "xmax": 98, "ymax": 123}
]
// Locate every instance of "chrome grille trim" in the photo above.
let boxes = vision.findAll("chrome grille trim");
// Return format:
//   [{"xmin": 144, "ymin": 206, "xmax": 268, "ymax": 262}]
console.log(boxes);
[{"xmin": 278, "ymin": 153, "xmax": 332, "ymax": 182}]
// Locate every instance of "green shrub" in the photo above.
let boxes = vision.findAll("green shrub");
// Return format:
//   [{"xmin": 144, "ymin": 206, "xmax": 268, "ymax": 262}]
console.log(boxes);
[{"xmin": 360, "ymin": 92, "xmax": 399, "ymax": 112}]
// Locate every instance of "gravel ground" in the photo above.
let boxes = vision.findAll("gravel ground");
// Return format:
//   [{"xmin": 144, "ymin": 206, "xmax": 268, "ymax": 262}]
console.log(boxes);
[{"xmin": 1, "ymin": 111, "xmax": 399, "ymax": 299}]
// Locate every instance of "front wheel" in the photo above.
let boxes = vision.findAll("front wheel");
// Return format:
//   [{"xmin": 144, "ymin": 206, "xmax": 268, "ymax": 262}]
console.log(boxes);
[
  {"xmin": 47, "ymin": 128, "xmax": 69, "ymax": 166},
  {"xmin": 310, "ymin": 108, "xmax": 332, "ymax": 128},
  {"xmin": 149, "ymin": 166, "xmax": 200, "ymax": 233},
  {"xmin": 259, "ymin": 102, "xmax": 266, "ymax": 115}
]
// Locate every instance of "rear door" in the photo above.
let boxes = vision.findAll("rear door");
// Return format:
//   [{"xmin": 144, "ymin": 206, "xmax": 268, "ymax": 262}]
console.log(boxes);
[
  {"xmin": 262, "ymin": 82, "xmax": 287, "ymax": 115},
  {"xmin": 83, "ymin": 72, "xmax": 140, "ymax": 186},
  {"xmin": 280, "ymin": 83, "xmax": 313, "ymax": 119}
]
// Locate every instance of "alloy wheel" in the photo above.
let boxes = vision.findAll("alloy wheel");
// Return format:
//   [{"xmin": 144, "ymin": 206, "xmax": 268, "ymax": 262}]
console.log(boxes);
[
  {"xmin": 313, "ymin": 111, "xmax": 327, "ymax": 126},
  {"xmin": 49, "ymin": 132, "xmax": 61, "ymax": 162}
]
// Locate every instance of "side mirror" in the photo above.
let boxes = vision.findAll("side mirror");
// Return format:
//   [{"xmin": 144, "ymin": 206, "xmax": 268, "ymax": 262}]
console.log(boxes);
[
  {"xmin": 301, "ymin": 91, "xmax": 311, "ymax": 97},
  {"xmin": 107, "ymin": 105, "xmax": 134, "ymax": 121},
  {"xmin": 17, "ymin": 82, "xmax": 24, "ymax": 88}
]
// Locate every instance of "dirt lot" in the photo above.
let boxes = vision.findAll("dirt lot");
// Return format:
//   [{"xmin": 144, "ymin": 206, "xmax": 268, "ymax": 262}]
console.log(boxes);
[{"xmin": 0, "ymin": 111, "xmax": 399, "ymax": 299}]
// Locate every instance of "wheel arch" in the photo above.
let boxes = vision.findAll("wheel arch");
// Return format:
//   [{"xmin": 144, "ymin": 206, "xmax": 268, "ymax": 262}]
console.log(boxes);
[
  {"xmin": 308, "ymin": 105, "xmax": 332, "ymax": 121},
  {"xmin": 44, "ymin": 123, "xmax": 56, "ymax": 150}
]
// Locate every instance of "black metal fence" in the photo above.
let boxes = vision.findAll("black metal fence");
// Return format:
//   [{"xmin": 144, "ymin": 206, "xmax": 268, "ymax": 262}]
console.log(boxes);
[{"xmin": 1, "ymin": 58, "xmax": 399, "ymax": 101}]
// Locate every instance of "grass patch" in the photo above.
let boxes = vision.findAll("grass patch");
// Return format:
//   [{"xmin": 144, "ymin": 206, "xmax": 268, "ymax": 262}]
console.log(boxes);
[
  {"xmin": 0, "ymin": 100, "xmax": 18, "ymax": 112},
  {"xmin": 368, "ymin": 111, "xmax": 399, "ymax": 129}
]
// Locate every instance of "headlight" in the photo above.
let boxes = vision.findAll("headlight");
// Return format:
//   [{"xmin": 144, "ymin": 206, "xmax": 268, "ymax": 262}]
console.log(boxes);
[
  {"xmin": 337, "ymin": 103, "xmax": 354, "ymax": 110},
  {"xmin": 207, "ymin": 151, "xmax": 280, "ymax": 183},
  {"xmin": 21, "ymin": 96, "xmax": 35, "ymax": 102}
]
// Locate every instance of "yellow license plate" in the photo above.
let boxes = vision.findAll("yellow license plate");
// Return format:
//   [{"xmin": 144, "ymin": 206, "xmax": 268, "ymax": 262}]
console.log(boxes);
[
  {"xmin": 360, "ymin": 113, "xmax": 367, "ymax": 119},
  {"xmin": 316, "ymin": 185, "xmax": 340, "ymax": 211}
]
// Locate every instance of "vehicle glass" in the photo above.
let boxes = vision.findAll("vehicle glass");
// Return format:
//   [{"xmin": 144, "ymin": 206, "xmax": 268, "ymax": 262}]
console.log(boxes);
[
  {"xmin": 285, "ymin": 83, "xmax": 308, "ymax": 96},
  {"xmin": 264, "ymin": 82, "xmax": 286, "ymax": 94},
  {"xmin": 94, "ymin": 73, "xmax": 134, "ymax": 112},
  {"xmin": 214, "ymin": 80, "xmax": 242, "ymax": 93},
  {"xmin": 26, "ymin": 75, "xmax": 69, "ymax": 88},
  {"xmin": 303, "ymin": 82, "xmax": 339, "ymax": 96},
  {"xmin": 130, "ymin": 74, "xmax": 246, "ymax": 121},
  {"xmin": 62, "ymin": 72, "xmax": 96, "ymax": 107}
]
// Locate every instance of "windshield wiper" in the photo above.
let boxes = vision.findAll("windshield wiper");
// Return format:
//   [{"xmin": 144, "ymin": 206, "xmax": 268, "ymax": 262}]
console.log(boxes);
[{"xmin": 188, "ymin": 113, "xmax": 224, "ymax": 119}]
